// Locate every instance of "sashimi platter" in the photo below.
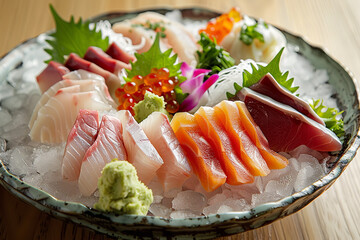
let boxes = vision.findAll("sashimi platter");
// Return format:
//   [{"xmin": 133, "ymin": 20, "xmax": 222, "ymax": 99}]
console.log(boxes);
[{"xmin": 0, "ymin": 6, "xmax": 359, "ymax": 239}]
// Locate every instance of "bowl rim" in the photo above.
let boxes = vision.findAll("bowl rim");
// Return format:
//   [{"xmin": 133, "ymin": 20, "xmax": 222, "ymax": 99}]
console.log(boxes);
[{"xmin": 0, "ymin": 6, "xmax": 359, "ymax": 238}]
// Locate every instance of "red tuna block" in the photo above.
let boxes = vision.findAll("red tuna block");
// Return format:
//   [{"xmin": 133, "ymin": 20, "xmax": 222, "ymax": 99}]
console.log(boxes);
[
  {"xmin": 106, "ymin": 42, "xmax": 136, "ymax": 64},
  {"xmin": 36, "ymin": 61, "xmax": 69, "ymax": 93}
]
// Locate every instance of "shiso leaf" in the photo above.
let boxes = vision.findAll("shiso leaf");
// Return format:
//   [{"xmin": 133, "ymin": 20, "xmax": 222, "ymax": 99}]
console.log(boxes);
[
  {"xmin": 126, "ymin": 34, "xmax": 184, "ymax": 81},
  {"xmin": 45, "ymin": 4, "xmax": 110, "ymax": 64},
  {"xmin": 226, "ymin": 48, "xmax": 298, "ymax": 98},
  {"xmin": 309, "ymin": 99, "xmax": 345, "ymax": 139}
]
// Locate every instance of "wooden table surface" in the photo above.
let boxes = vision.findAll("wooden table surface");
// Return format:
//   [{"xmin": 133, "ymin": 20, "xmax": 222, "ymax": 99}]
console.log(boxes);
[{"xmin": 1, "ymin": 0, "xmax": 360, "ymax": 239}]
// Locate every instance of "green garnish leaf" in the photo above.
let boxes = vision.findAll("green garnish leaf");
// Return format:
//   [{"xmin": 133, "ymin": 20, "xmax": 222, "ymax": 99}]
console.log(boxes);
[
  {"xmin": 45, "ymin": 5, "xmax": 110, "ymax": 64},
  {"xmin": 310, "ymin": 99, "xmax": 345, "ymax": 139},
  {"xmin": 126, "ymin": 34, "xmax": 184, "ymax": 81},
  {"xmin": 226, "ymin": 48, "xmax": 298, "ymax": 98},
  {"xmin": 132, "ymin": 20, "xmax": 167, "ymax": 38},
  {"xmin": 239, "ymin": 21, "xmax": 268, "ymax": 45},
  {"xmin": 196, "ymin": 33, "xmax": 235, "ymax": 77}
]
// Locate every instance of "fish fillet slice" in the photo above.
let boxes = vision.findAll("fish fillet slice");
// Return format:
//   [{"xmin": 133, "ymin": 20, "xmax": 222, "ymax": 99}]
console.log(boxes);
[
  {"xmin": 62, "ymin": 109, "xmax": 99, "ymax": 181},
  {"xmin": 212, "ymin": 102, "xmax": 270, "ymax": 176},
  {"xmin": 194, "ymin": 107, "xmax": 253, "ymax": 184},
  {"xmin": 78, "ymin": 115, "xmax": 127, "ymax": 196},
  {"xmin": 171, "ymin": 112, "xmax": 226, "ymax": 192},
  {"xmin": 115, "ymin": 110, "xmax": 164, "ymax": 185},
  {"xmin": 140, "ymin": 112, "xmax": 191, "ymax": 192}
]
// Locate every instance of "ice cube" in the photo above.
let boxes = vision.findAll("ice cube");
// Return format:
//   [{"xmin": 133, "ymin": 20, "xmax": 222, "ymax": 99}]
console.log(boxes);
[
  {"xmin": 251, "ymin": 192, "xmax": 281, "ymax": 207},
  {"xmin": 220, "ymin": 198, "xmax": 249, "ymax": 212},
  {"xmin": 2, "ymin": 124, "xmax": 29, "ymax": 142},
  {"xmin": 0, "ymin": 137, "xmax": 6, "ymax": 152},
  {"xmin": 32, "ymin": 145, "xmax": 63, "ymax": 175},
  {"xmin": 208, "ymin": 193, "xmax": 227, "ymax": 206},
  {"xmin": 153, "ymin": 195, "xmax": 163, "ymax": 204},
  {"xmin": 294, "ymin": 163, "xmax": 321, "ymax": 192},
  {"xmin": 148, "ymin": 178, "xmax": 164, "ymax": 196},
  {"xmin": 8, "ymin": 145, "xmax": 36, "ymax": 176},
  {"xmin": 164, "ymin": 188, "xmax": 181, "ymax": 198},
  {"xmin": 0, "ymin": 107, "xmax": 12, "ymax": 127},
  {"xmin": 161, "ymin": 197, "xmax": 173, "ymax": 209},
  {"xmin": 1, "ymin": 94, "xmax": 27, "ymax": 110},
  {"xmin": 170, "ymin": 209, "xmax": 199, "ymax": 219},
  {"xmin": 149, "ymin": 203, "xmax": 172, "ymax": 218},
  {"xmin": 0, "ymin": 83, "xmax": 15, "ymax": 101},
  {"xmin": 290, "ymin": 145, "xmax": 324, "ymax": 160},
  {"xmin": 217, "ymin": 205, "xmax": 232, "ymax": 214},
  {"xmin": 172, "ymin": 190, "xmax": 206, "ymax": 213}
]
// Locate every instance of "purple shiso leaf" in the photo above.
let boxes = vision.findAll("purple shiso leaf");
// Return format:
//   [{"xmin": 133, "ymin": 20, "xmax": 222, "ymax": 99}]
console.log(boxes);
[
  {"xmin": 179, "ymin": 74, "xmax": 219, "ymax": 112},
  {"xmin": 180, "ymin": 72, "xmax": 207, "ymax": 93}
]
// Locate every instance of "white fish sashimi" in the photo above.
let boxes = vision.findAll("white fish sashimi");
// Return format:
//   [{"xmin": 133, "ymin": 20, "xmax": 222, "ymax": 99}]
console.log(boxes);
[
  {"xmin": 62, "ymin": 109, "xmax": 99, "ymax": 181},
  {"xmin": 29, "ymin": 78, "xmax": 116, "ymax": 129},
  {"xmin": 140, "ymin": 112, "xmax": 191, "ymax": 192},
  {"xmin": 29, "ymin": 88, "xmax": 114, "ymax": 144},
  {"xmin": 116, "ymin": 110, "xmax": 164, "ymax": 184},
  {"xmin": 78, "ymin": 115, "xmax": 127, "ymax": 196}
]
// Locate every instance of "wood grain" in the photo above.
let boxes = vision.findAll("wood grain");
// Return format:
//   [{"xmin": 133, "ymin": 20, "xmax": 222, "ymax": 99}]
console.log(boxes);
[{"xmin": 1, "ymin": 0, "xmax": 360, "ymax": 239}]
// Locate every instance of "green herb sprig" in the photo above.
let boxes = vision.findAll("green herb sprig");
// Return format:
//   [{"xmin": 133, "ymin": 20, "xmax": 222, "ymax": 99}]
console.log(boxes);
[{"xmin": 240, "ymin": 21, "xmax": 268, "ymax": 45}]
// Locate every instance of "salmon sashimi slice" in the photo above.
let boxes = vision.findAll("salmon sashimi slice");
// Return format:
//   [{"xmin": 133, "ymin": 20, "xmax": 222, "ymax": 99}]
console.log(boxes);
[
  {"xmin": 171, "ymin": 112, "xmax": 226, "ymax": 192},
  {"xmin": 78, "ymin": 115, "xmax": 127, "ymax": 196},
  {"xmin": 140, "ymin": 112, "xmax": 191, "ymax": 192},
  {"xmin": 115, "ymin": 110, "xmax": 164, "ymax": 184},
  {"xmin": 234, "ymin": 101, "xmax": 289, "ymax": 168},
  {"xmin": 62, "ymin": 109, "xmax": 99, "ymax": 181},
  {"xmin": 194, "ymin": 107, "xmax": 253, "ymax": 184},
  {"xmin": 213, "ymin": 101, "xmax": 270, "ymax": 176}
]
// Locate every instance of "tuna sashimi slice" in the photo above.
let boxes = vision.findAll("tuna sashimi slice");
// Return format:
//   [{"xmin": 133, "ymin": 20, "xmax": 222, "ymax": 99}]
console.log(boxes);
[
  {"xmin": 226, "ymin": 101, "xmax": 289, "ymax": 169},
  {"xmin": 84, "ymin": 46, "xmax": 130, "ymax": 75},
  {"xmin": 78, "ymin": 115, "xmax": 127, "ymax": 196},
  {"xmin": 62, "ymin": 109, "xmax": 99, "ymax": 181},
  {"xmin": 194, "ymin": 107, "xmax": 254, "ymax": 184},
  {"xmin": 212, "ymin": 102, "xmax": 271, "ymax": 176},
  {"xmin": 171, "ymin": 112, "xmax": 226, "ymax": 192},
  {"xmin": 106, "ymin": 42, "xmax": 136, "ymax": 64},
  {"xmin": 36, "ymin": 61, "xmax": 69, "ymax": 93},
  {"xmin": 249, "ymin": 73, "xmax": 324, "ymax": 125},
  {"xmin": 140, "ymin": 112, "xmax": 191, "ymax": 192},
  {"xmin": 115, "ymin": 110, "xmax": 163, "ymax": 184},
  {"xmin": 239, "ymin": 88, "xmax": 342, "ymax": 152}
]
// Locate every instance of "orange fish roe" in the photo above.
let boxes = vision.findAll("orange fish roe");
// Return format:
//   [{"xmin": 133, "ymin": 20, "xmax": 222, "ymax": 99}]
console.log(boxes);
[
  {"xmin": 199, "ymin": 7, "xmax": 242, "ymax": 44},
  {"xmin": 115, "ymin": 67, "xmax": 180, "ymax": 115}
]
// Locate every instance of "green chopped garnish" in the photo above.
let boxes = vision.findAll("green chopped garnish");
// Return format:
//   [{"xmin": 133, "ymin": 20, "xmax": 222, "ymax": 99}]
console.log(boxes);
[
  {"xmin": 132, "ymin": 20, "xmax": 167, "ymax": 38},
  {"xmin": 126, "ymin": 33, "xmax": 187, "ymax": 103},
  {"xmin": 226, "ymin": 48, "xmax": 298, "ymax": 98},
  {"xmin": 239, "ymin": 21, "xmax": 268, "ymax": 45},
  {"xmin": 45, "ymin": 5, "xmax": 110, "ymax": 63},
  {"xmin": 196, "ymin": 32, "xmax": 235, "ymax": 77},
  {"xmin": 310, "ymin": 99, "xmax": 345, "ymax": 139}
]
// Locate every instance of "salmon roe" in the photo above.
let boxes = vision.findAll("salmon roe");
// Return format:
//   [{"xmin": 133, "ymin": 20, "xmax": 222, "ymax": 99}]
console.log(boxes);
[
  {"xmin": 115, "ymin": 67, "xmax": 180, "ymax": 115},
  {"xmin": 199, "ymin": 7, "xmax": 242, "ymax": 43}
]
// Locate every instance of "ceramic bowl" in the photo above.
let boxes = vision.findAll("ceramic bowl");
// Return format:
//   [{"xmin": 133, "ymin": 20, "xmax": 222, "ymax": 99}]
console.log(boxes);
[{"xmin": 0, "ymin": 8, "xmax": 359, "ymax": 239}]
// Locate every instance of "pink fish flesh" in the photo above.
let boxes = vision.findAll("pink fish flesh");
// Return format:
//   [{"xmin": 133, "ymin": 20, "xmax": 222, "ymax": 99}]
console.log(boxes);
[
  {"xmin": 116, "ymin": 110, "xmax": 164, "ymax": 184},
  {"xmin": 140, "ymin": 112, "xmax": 191, "ymax": 192},
  {"xmin": 36, "ymin": 61, "xmax": 69, "ymax": 93},
  {"xmin": 78, "ymin": 114, "xmax": 127, "ymax": 196},
  {"xmin": 62, "ymin": 109, "xmax": 99, "ymax": 181}
]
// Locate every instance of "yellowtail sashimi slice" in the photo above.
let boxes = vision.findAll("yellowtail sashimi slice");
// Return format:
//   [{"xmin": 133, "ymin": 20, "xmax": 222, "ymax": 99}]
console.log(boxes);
[
  {"xmin": 140, "ymin": 112, "xmax": 191, "ymax": 192},
  {"xmin": 29, "ymin": 86, "xmax": 114, "ymax": 144},
  {"xmin": 78, "ymin": 115, "xmax": 127, "ymax": 196},
  {"xmin": 29, "ymin": 78, "xmax": 115, "ymax": 128},
  {"xmin": 116, "ymin": 110, "xmax": 163, "ymax": 185},
  {"xmin": 62, "ymin": 109, "xmax": 99, "ymax": 181},
  {"xmin": 194, "ymin": 107, "xmax": 253, "ymax": 184},
  {"xmin": 171, "ymin": 112, "xmax": 226, "ymax": 192}
]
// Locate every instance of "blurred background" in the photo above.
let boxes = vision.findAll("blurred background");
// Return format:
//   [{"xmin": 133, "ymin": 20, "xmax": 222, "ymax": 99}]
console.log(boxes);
[{"xmin": 0, "ymin": 0, "xmax": 359, "ymax": 239}]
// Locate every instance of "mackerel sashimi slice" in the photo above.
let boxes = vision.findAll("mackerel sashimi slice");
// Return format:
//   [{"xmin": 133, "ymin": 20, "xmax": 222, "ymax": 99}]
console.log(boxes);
[
  {"xmin": 212, "ymin": 102, "xmax": 270, "ymax": 176},
  {"xmin": 78, "ymin": 115, "xmax": 127, "ymax": 196},
  {"xmin": 171, "ymin": 112, "xmax": 226, "ymax": 192},
  {"xmin": 140, "ymin": 112, "xmax": 191, "ymax": 192},
  {"xmin": 62, "ymin": 109, "xmax": 99, "ymax": 181},
  {"xmin": 249, "ymin": 73, "xmax": 324, "ymax": 125},
  {"xmin": 116, "ymin": 110, "xmax": 164, "ymax": 185},
  {"xmin": 194, "ymin": 107, "xmax": 253, "ymax": 184},
  {"xmin": 239, "ymin": 88, "xmax": 342, "ymax": 152}
]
